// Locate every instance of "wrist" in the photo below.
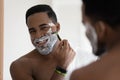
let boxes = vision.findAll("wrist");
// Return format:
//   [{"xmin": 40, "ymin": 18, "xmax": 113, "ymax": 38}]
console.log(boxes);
[
  {"xmin": 57, "ymin": 64, "xmax": 68, "ymax": 69},
  {"xmin": 55, "ymin": 66, "xmax": 67, "ymax": 76}
]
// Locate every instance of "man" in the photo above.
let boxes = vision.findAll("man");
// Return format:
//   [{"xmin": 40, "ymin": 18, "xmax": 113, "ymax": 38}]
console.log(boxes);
[
  {"xmin": 70, "ymin": 0, "xmax": 120, "ymax": 80},
  {"xmin": 10, "ymin": 4, "xmax": 75, "ymax": 80}
]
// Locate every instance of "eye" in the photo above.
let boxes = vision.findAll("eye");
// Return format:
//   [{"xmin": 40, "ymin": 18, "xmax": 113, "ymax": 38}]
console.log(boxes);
[
  {"xmin": 30, "ymin": 30, "xmax": 36, "ymax": 33},
  {"xmin": 29, "ymin": 28, "xmax": 36, "ymax": 34},
  {"xmin": 40, "ymin": 26, "xmax": 50, "ymax": 31}
]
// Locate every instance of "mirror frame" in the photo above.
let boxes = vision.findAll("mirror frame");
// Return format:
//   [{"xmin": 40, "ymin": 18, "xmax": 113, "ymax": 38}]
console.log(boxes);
[{"xmin": 0, "ymin": 0, "xmax": 3, "ymax": 80}]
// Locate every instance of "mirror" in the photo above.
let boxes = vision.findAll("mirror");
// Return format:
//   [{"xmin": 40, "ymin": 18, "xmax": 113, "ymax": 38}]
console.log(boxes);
[{"xmin": 4, "ymin": 0, "xmax": 97, "ymax": 80}]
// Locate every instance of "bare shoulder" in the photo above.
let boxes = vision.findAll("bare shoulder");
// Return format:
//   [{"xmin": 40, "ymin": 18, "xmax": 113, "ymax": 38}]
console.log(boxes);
[
  {"xmin": 10, "ymin": 49, "xmax": 38, "ymax": 72},
  {"xmin": 10, "ymin": 58, "xmax": 32, "ymax": 80},
  {"xmin": 70, "ymin": 68, "xmax": 80, "ymax": 80},
  {"xmin": 10, "ymin": 50, "xmax": 39, "ymax": 80},
  {"xmin": 104, "ymin": 65, "xmax": 120, "ymax": 80},
  {"xmin": 70, "ymin": 56, "xmax": 120, "ymax": 80},
  {"xmin": 10, "ymin": 54, "xmax": 33, "ymax": 75},
  {"xmin": 10, "ymin": 55, "xmax": 32, "ymax": 69},
  {"xmin": 70, "ymin": 59, "xmax": 97, "ymax": 80},
  {"xmin": 70, "ymin": 66, "xmax": 91, "ymax": 80}
]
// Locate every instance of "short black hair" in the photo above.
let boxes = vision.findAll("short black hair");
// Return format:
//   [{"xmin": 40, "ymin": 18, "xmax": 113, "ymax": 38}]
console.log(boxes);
[
  {"xmin": 82, "ymin": 0, "xmax": 120, "ymax": 29},
  {"xmin": 26, "ymin": 4, "xmax": 57, "ymax": 24}
]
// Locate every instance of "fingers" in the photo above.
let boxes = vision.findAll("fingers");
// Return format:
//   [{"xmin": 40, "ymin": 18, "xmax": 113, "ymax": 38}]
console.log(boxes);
[
  {"xmin": 58, "ymin": 39, "xmax": 75, "ymax": 54},
  {"xmin": 62, "ymin": 40, "xmax": 69, "ymax": 50},
  {"xmin": 55, "ymin": 39, "xmax": 76, "ymax": 68},
  {"xmin": 58, "ymin": 40, "xmax": 68, "ymax": 50}
]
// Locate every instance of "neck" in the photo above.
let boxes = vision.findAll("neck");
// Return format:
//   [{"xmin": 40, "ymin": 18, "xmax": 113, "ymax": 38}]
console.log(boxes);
[
  {"xmin": 100, "ymin": 40, "xmax": 120, "ymax": 60},
  {"xmin": 107, "ymin": 39, "xmax": 120, "ymax": 52},
  {"xmin": 106, "ymin": 34, "xmax": 120, "ymax": 54}
]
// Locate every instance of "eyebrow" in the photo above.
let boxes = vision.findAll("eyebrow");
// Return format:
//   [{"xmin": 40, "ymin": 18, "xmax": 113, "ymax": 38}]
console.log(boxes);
[
  {"xmin": 39, "ymin": 24, "xmax": 48, "ymax": 27},
  {"xmin": 28, "ymin": 23, "xmax": 49, "ymax": 31}
]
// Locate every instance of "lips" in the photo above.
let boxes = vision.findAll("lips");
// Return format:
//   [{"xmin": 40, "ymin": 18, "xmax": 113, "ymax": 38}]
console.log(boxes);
[{"xmin": 36, "ymin": 39, "xmax": 49, "ymax": 47}]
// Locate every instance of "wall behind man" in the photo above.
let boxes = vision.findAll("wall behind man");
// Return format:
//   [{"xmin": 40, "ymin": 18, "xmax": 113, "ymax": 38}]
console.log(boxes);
[
  {"xmin": 4, "ymin": 0, "xmax": 52, "ymax": 80},
  {"xmin": 52, "ymin": 0, "xmax": 90, "ymax": 50},
  {"xmin": 4, "ymin": 0, "xmax": 96, "ymax": 80}
]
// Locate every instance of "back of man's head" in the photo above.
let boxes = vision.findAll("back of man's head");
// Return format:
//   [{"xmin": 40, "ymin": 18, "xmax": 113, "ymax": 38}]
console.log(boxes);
[
  {"xmin": 82, "ymin": 0, "xmax": 120, "ymax": 29},
  {"xmin": 26, "ymin": 4, "xmax": 57, "ymax": 24}
]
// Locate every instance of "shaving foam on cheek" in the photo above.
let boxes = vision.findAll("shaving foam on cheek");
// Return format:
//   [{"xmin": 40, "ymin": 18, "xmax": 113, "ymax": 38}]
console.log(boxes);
[
  {"xmin": 33, "ymin": 23, "xmax": 58, "ymax": 55},
  {"xmin": 85, "ymin": 23, "xmax": 98, "ymax": 53},
  {"xmin": 47, "ymin": 22, "xmax": 56, "ymax": 34},
  {"xmin": 48, "ymin": 22, "xmax": 55, "ymax": 27},
  {"xmin": 47, "ymin": 27, "xmax": 52, "ymax": 34},
  {"xmin": 34, "ymin": 27, "xmax": 53, "ymax": 44}
]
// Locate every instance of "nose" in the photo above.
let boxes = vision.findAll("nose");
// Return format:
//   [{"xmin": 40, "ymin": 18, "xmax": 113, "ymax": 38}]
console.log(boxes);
[{"xmin": 35, "ymin": 31, "xmax": 44, "ymax": 39}]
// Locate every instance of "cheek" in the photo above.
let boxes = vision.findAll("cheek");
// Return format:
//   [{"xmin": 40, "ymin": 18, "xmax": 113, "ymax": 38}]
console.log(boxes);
[
  {"xmin": 86, "ymin": 26, "xmax": 98, "ymax": 46},
  {"xmin": 30, "ymin": 35, "xmax": 34, "ymax": 40},
  {"xmin": 31, "ymin": 39, "xmax": 34, "ymax": 45},
  {"xmin": 30, "ymin": 35, "xmax": 35, "ymax": 45},
  {"xmin": 85, "ymin": 23, "xmax": 98, "ymax": 53},
  {"xmin": 86, "ymin": 28, "xmax": 94, "ymax": 42}
]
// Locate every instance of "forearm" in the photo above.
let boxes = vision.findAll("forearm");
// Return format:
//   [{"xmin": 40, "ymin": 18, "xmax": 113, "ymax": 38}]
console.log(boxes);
[{"xmin": 50, "ymin": 72, "xmax": 65, "ymax": 80}]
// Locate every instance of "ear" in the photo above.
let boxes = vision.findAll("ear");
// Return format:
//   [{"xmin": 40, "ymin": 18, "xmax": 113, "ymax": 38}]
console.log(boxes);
[
  {"xmin": 95, "ymin": 21, "xmax": 107, "ymax": 40},
  {"xmin": 55, "ymin": 22, "xmax": 60, "ymax": 32}
]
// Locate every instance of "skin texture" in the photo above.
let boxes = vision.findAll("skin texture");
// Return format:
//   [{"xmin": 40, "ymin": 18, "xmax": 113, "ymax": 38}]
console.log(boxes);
[
  {"xmin": 70, "ymin": 4, "xmax": 120, "ymax": 80},
  {"xmin": 10, "ymin": 12, "xmax": 75, "ymax": 80}
]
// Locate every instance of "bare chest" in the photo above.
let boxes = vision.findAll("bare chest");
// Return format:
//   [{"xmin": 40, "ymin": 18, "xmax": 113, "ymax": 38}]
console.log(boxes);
[{"xmin": 31, "ymin": 59, "xmax": 56, "ymax": 80}]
